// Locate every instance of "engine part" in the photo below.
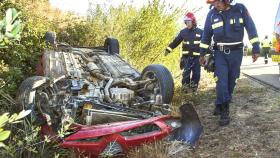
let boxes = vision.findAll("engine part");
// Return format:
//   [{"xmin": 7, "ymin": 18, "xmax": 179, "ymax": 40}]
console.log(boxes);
[{"xmin": 110, "ymin": 87, "xmax": 134, "ymax": 104}]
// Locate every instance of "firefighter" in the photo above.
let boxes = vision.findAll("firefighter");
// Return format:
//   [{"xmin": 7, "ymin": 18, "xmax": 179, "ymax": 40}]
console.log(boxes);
[
  {"xmin": 261, "ymin": 35, "xmax": 271, "ymax": 64},
  {"xmin": 165, "ymin": 12, "xmax": 203, "ymax": 93},
  {"xmin": 199, "ymin": 0, "xmax": 260, "ymax": 126}
]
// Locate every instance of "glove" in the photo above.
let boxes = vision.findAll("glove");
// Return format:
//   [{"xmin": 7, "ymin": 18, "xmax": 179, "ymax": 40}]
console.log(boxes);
[
  {"xmin": 199, "ymin": 56, "xmax": 206, "ymax": 66},
  {"xmin": 204, "ymin": 55, "xmax": 215, "ymax": 72},
  {"xmin": 164, "ymin": 48, "xmax": 171, "ymax": 56}
]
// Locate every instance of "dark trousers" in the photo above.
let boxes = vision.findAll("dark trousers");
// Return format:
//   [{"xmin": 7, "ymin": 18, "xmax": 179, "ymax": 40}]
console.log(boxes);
[
  {"xmin": 263, "ymin": 47, "xmax": 270, "ymax": 63},
  {"xmin": 181, "ymin": 56, "xmax": 201, "ymax": 85},
  {"xmin": 214, "ymin": 49, "xmax": 243, "ymax": 105}
]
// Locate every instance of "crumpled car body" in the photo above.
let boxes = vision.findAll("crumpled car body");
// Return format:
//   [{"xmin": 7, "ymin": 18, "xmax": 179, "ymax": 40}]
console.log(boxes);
[
  {"xmin": 17, "ymin": 37, "xmax": 203, "ymax": 157},
  {"xmin": 60, "ymin": 115, "xmax": 179, "ymax": 157}
]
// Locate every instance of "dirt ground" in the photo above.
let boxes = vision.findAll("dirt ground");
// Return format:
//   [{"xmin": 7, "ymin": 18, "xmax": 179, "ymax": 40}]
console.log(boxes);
[{"xmin": 127, "ymin": 70, "xmax": 280, "ymax": 158}]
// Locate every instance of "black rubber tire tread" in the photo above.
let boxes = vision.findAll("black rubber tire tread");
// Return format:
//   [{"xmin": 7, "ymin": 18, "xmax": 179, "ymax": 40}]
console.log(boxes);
[
  {"xmin": 141, "ymin": 64, "xmax": 174, "ymax": 104},
  {"xmin": 45, "ymin": 31, "xmax": 56, "ymax": 45},
  {"xmin": 104, "ymin": 38, "xmax": 120, "ymax": 54},
  {"xmin": 17, "ymin": 76, "xmax": 48, "ymax": 124},
  {"xmin": 17, "ymin": 76, "xmax": 47, "ymax": 107}
]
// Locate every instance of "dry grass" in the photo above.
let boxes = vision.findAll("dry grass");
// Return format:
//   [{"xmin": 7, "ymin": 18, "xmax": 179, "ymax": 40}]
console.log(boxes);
[{"xmin": 127, "ymin": 70, "xmax": 280, "ymax": 158}]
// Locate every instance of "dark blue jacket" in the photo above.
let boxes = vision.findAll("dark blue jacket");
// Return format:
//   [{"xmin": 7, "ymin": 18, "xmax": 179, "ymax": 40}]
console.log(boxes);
[
  {"xmin": 167, "ymin": 27, "xmax": 203, "ymax": 56},
  {"xmin": 200, "ymin": 3, "xmax": 260, "ymax": 55}
]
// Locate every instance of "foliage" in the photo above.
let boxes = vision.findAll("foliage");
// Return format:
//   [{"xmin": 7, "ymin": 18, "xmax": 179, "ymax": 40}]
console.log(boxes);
[
  {"xmin": 0, "ymin": 0, "xmax": 74, "ymax": 95},
  {"xmin": 123, "ymin": 0, "xmax": 181, "ymax": 70},
  {"xmin": 0, "ymin": 110, "xmax": 31, "ymax": 148},
  {"xmin": 0, "ymin": 8, "xmax": 23, "ymax": 48}
]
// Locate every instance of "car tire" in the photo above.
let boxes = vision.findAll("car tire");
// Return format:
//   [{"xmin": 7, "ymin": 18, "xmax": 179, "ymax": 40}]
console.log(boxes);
[
  {"xmin": 45, "ymin": 31, "xmax": 56, "ymax": 45},
  {"xmin": 104, "ymin": 37, "xmax": 120, "ymax": 54},
  {"xmin": 17, "ymin": 76, "xmax": 49, "ymax": 124},
  {"xmin": 141, "ymin": 64, "xmax": 174, "ymax": 104}
]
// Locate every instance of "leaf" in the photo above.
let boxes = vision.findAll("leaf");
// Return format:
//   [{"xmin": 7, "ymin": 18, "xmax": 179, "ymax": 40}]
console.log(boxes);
[
  {"xmin": 5, "ymin": 8, "xmax": 13, "ymax": 25},
  {"xmin": 4, "ymin": 32, "xmax": 14, "ymax": 39},
  {"xmin": 15, "ymin": 110, "xmax": 31, "ymax": 121},
  {"xmin": 8, "ymin": 113, "xmax": 18, "ymax": 123},
  {"xmin": 44, "ymin": 135, "xmax": 51, "ymax": 143},
  {"xmin": 4, "ymin": 9, "xmax": 13, "ymax": 32},
  {"xmin": 0, "ymin": 113, "xmax": 9, "ymax": 128},
  {"xmin": 0, "ymin": 130, "xmax": 11, "ymax": 141},
  {"xmin": 54, "ymin": 154, "xmax": 59, "ymax": 158},
  {"xmin": 11, "ymin": 9, "xmax": 21, "ymax": 23},
  {"xmin": 11, "ymin": 120, "xmax": 23, "ymax": 124},
  {"xmin": 0, "ymin": 142, "xmax": 6, "ymax": 148}
]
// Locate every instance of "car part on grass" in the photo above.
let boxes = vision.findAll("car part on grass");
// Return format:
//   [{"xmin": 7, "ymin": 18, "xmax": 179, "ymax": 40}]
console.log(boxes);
[
  {"xmin": 17, "ymin": 37, "xmax": 203, "ymax": 157},
  {"xmin": 169, "ymin": 103, "xmax": 203, "ymax": 147},
  {"xmin": 60, "ymin": 104, "xmax": 203, "ymax": 158}
]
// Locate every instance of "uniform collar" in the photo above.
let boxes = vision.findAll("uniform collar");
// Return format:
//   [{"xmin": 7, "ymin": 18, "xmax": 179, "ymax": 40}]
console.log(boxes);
[
  {"xmin": 186, "ymin": 26, "xmax": 197, "ymax": 31},
  {"xmin": 214, "ymin": 5, "xmax": 231, "ymax": 13}
]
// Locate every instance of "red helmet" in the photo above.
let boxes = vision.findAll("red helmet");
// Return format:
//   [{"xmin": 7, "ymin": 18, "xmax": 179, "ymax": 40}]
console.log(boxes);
[
  {"xmin": 206, "ymin": 0, "xmax": 232, "ymax": 4},
  {"xmin": 206, "ymin": 0, "xmax": 217, "ymax": 4},
  {"xmin": 184, "ymin": 12, "xmax": 196, "ymax": 26}
]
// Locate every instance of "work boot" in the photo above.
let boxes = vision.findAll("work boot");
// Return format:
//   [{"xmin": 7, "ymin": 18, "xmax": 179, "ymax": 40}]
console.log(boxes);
[
  {"xmin": 213, "ymin": 104, "xmax": 221, "ymax": 116},
  {"xmin": 265, "ymin": 60, "xmax": 268, "ymax": 64},
  {"xmin": 181, "ymin": 84, "xmax": 190, "ymax": 93},
  {"xmin": 190, "ymin": 83, "xmax": 198, "ymax": 92},
  {"xmin": 219, "ymin": 102, "xmax": 230, "ymax": 126}
]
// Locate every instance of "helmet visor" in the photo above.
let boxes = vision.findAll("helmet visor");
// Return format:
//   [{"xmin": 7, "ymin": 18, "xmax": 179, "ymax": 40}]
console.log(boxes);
[{"xmin": 184, "ymin": 20, "xmax": 192, "ymax": 25}]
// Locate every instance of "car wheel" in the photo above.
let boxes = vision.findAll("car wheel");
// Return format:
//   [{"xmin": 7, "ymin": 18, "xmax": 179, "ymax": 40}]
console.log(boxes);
[
  {"xmin": 45, "ymin": 31, "xmax": 56, "ymax": 45},
  {"xmin": 141, "ymin": 64, "xmax": 174, "ymax": 104},
  {"xmin": 104, "ymin": 37, "xmax": 120, "ymax": 54},
  {"xmin": 17, "ymin": 76, "xmax": 61, "ymax": 128}
]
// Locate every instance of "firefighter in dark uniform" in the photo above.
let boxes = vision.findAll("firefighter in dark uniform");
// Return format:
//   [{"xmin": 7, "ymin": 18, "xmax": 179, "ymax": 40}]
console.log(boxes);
[
  {"xmin": 261, "ymin": 35, "xmax": 271, "ymax": 64},
  {"xmin": 199, "ymin": 0, "xmax": 260, "ymax": 126},
  {"xmin": 165, "ymin": 12, "xmax": 203, "ymax": 93}
]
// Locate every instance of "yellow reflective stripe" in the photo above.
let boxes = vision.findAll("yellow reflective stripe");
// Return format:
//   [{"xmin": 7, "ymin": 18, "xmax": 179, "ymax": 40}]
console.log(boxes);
[
  {"xmin": 182, "ymin": 51, "xmax": 200, "ymax": 56},
  {"xmin": 183, "ymin": 41, "xmax": 200, "ymax": 44},
  {"xmin": 194, "ymin": 41, "xmax": 200, "ymax": 44},
  {"xmin": 230, "ymin": 18, "xmax": 243, "ymax": 24},
  {"xmin": 166, "ymin": 47, "xmax": 172, "ymax": 51},
  {"xmin": 239, "ymin": 18, "xmax": 244, "ymax": 23},
  {"xmin": 262, "ymin": 39, "xmax": 270, "ymax": 47},
  {"xmin": 182, "ymin": 51, "xmax": 189, "ymax": 54},
  {"xmin": 212, "ymin": 21, "xmax": 224, "ymax": 29},
  {"xmin": 250, "ymin": 37, "xmax": 259, "ymax": 44},
  {"xmin": 200, "ymin": 43, "xmax": 209, "ymax": 49}
]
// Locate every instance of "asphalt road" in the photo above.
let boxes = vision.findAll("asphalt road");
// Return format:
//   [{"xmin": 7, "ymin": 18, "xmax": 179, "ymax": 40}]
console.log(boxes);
[{"xmin": 241, "ymin": 56, "xmax": 280, "ymax": 90}]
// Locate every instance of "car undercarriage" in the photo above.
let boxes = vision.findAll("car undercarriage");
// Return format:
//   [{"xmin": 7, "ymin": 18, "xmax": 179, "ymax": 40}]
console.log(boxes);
[{"xmin": 17, "ymin": 36, "xmax": 203, "ymax": 157}]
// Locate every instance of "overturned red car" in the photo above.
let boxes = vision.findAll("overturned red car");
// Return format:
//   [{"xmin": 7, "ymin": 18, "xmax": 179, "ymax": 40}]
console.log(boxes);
[{"xmin": 17, "ymin": 33, "xmax": 203, "ymax": 157}]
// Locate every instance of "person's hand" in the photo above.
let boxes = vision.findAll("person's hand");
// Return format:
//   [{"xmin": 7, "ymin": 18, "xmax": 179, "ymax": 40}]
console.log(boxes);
[
  {"xmin": 199, "ymin": 56, "xmax": 206, "ymax": 66},
  {"xmin": 252, "ymin": 53, "xmax": 259, "ymax": 63},
  {"xmin": 164, "ymin": 48, "xmax": 171, "ymax": 56}
]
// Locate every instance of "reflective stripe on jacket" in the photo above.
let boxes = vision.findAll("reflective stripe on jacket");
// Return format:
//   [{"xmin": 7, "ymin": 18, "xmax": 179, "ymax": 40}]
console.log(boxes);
[
  {"xmin": 200, "ymin": 3, "xmax": 260, "ymax": 55},
  {"xmin": 168, "ymin": 27, "xmax": 203, "ymax": 56},
  {"xmin": 261, "ymin": 39, "xmax": 271, "ymax": 48}
]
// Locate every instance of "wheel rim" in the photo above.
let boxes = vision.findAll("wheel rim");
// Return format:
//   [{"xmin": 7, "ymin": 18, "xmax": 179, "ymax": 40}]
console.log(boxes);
[{"xmin": 142, "ymin": 71, "xmax": 162, "ymax": 99}]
